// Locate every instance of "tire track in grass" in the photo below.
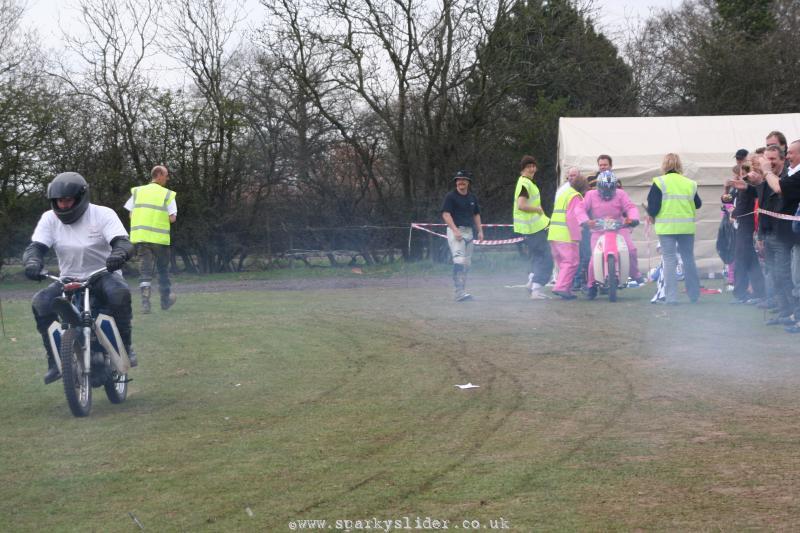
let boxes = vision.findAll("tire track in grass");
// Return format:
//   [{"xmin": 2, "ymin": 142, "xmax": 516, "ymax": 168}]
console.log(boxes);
[
  {"xmin": 289, "ymin": 306, "xmax": 633, "ymax": 514},
  {"xmin": 287, "ymin": 317, "xmax": 526, "ymax": 516},
  {"xmin": 499, "ymin": 357, "xmax": 636, "ymax": 501},
  {"xmin": 390, "ymin": 338, "xmax": 526, "ymax": 500},
  {"xmin": 296, "ymin": 309, "xmax": 376, "ymax": 405},
  {"xmin": 550, "ymin": 358, "xmax": 636, "ymax": 465}
]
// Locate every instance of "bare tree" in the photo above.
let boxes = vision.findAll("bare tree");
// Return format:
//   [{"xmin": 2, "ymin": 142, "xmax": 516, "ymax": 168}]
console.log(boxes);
[
  {"xmin": 259, "ymin": 0, "xmax": 504, "ymax": 217},
  {"xmin": 52, "ymin": 0, "xmax": 160, "ymax": 180}
]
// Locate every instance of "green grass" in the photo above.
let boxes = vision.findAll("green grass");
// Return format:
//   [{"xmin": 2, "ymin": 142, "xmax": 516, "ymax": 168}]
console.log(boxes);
[{"xmin": 1, "ymin": 273, "xmax": 799, "ymax": 531}]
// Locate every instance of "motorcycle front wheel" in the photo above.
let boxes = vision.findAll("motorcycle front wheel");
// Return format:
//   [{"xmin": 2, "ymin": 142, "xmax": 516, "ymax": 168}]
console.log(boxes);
[
  {"xmin": 60, "ymin": 328, "xmax": 92, "ymax": 417},
  {"xmin": 104, "ymin": 370, "xmax": 128, "ymax": 404},
  {"xmin": 607, "ymin": 255, "xmax": 618, "ymax": 303}
]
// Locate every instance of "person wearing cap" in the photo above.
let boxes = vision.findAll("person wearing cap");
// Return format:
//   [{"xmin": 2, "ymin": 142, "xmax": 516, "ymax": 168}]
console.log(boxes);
[
  {"xmin": 441, "ymin": 170, "xmax": 484, "ymax": 301},
  {"xmin": 513, "ymin": 155, "xmax": 553, "ymax": 300},
  {"xmin": 22, "ymin": 172, "xmax": 136, "ymax": 383}
]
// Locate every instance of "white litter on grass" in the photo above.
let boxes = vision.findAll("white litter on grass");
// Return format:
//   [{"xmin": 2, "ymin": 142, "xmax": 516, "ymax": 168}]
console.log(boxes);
[
  {"xmin": 245, "ymin": 507, "xmax": 254, "ymax": 517},
  {"xmin": 235, "ymin": 383, "xmax": 241, "ymax": 387},
  {"xmin": 455, "ymin": 382, "xmax": 480, "ymax": 389}
]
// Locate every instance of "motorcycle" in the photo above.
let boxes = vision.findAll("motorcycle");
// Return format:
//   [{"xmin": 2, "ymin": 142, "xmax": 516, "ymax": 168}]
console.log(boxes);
[
  {"xmin": 42, "ymin": 267, "xmax": 131, "ymax": 417},
  {"xmin": 588, "ymin": 218, "xmax": 633, "ymax": 302}
]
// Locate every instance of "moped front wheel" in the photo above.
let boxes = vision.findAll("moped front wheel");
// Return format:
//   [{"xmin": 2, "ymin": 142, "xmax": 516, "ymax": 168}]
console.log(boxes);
[
  {"xmin": 104, "ymin": 370, "xmax": 128, "ymax": 404},
  {"xmin": 607, "ymin": 255, "xmax": 618, "ymax": 302},
  {"xmin": 60, "ymin": 328, "xmax": 92, "ymax": 417}
]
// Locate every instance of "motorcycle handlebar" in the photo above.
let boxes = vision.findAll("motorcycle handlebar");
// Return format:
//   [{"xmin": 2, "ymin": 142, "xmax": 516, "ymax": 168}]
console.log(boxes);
[{"xmin": 41, "ymin": 267, "xmax": 109, "ymax": 285}]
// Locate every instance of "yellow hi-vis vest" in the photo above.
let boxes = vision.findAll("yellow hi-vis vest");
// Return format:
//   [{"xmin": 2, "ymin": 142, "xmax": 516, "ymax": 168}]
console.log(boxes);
[
  {"xmin": 652, "ymin": 172, "xmax": 697, "ymax": 235},
  {"xmin": 513, "ymin": 176, "xmax": 549, "ymax": 234},
  {"xmin": 548, "ymin": 185, "xmax": 580, "ymax": 242},
  {"xmin": 130, "ymin": 183, "xmax": 175, "ymax": 245}
]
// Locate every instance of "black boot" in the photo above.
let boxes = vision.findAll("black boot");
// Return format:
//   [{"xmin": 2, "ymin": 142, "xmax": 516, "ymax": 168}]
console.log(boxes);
[
  {"xmin": 160, "ymin": 290, "xmax": 176, "ymax": 310},
  {"xmin": 126, "ymin": 345, "xmax": 138, "ymax": 368},
  {"xmin": 38, "ymin": 332, "xmax": 61, "ymax": 385},
  {"xmin": 44, "ymin": 351, "xmax": 61, "ymax": 385}
]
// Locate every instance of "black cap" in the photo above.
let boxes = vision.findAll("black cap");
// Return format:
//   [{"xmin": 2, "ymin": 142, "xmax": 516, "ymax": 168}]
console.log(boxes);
[
  {"xmin": 734, "ymin": 148, "xmax": 748, "ymax": 160},
  {"xmin": 453, "ymin": 170, "xmax": 473, "ymax": 181}
]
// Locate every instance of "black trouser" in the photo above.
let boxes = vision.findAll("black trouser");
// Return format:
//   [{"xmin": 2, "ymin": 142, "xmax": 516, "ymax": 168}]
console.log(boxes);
[
  {"xmin": 137, "ymin": 242, "xmax": 171, "ymax": 296},
  {"xmin": 732, "ymin": 221, "xmax": 765, "ymax": 300},
  {"xmin": 764, "ymin": 233, "xmax": 795, "ymax": 316},
  {"xmin": 32, "ymin": 274, "xmax": 133, "ymax": 351},
  {"xmin": 523, "ymin": 229, "xmax": 553, "ymax": 286}
]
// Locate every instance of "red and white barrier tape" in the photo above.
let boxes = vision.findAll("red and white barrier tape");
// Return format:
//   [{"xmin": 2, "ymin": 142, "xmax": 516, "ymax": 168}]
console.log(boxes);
[
  {"xmin": 410, "ymin": 223, "xmax": 524, "ymax": 245},
  {"xmin": 756, "ymin": 208, "xmax": 800, "ymax": 221},
  {"xmin": 733, "ymin": 208, "xmax": 800, "ymax": 221}
]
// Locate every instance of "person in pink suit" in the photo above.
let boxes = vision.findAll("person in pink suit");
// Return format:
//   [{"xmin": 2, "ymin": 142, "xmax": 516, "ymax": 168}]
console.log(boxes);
[
  {"xmin": 547, "ymin": 171, "xmax": 590, "ymax": 299},
  {"xmin": 583, "ymin": 170, "xmax": 641, "ymax": 293}
]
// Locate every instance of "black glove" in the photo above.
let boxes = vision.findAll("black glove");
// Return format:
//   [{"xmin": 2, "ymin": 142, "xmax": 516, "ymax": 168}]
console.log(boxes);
[
  {"xmin": 24, "ymin": 261, "xmax": 45, "ymax": 281},
  {"xmin": 628, "ymin": 219, "xmax": 640, "ymax": 228},
  {"xmin": 106, "ymin": 251, "xmax": 127, "ymax": 272}
]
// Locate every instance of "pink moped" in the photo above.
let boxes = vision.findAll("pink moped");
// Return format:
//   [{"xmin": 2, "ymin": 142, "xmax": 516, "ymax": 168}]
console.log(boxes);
[{"xmin": 588, "ymin": 218, "xmax": 635, "ymax": 302}]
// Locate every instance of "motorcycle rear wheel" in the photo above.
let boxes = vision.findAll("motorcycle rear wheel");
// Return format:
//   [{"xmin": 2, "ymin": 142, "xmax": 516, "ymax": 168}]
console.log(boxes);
[
  {"xmin": 60, "ymin": 328, "xmax": 92, "ymax": 417},
  {"xmin": 607, "ymin": 255, "xmax": 618, "ymax": 303}
]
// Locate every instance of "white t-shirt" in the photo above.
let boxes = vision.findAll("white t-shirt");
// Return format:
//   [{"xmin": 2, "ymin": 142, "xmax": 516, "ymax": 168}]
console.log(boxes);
[
  {"xmin": 31, "ymin": 204, "xmax": 128, "ymax": 278},
  {"xmin": 123, "ymin": 195, "xmax": 177, "ymax": 215}
]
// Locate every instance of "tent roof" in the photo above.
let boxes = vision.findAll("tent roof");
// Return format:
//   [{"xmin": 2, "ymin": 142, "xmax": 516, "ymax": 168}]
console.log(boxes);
[{"xmin": 558, "ymin": 113, "xmax": 800, "ymax": 186}]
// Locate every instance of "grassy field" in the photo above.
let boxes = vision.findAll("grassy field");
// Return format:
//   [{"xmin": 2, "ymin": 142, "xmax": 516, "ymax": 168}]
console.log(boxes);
[{"xmin": 1, "ymin": 269, "xmax": 799, "ymax": 531}]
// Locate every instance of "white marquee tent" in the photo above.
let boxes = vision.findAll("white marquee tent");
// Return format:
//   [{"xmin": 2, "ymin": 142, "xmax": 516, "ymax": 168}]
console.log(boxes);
[{"xmin": 557, "ymin": 113, "xmax": 800, "ymax": 273}]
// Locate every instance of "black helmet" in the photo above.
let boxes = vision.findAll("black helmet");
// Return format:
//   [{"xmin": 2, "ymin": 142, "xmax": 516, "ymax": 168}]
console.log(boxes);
[{"xmin": 47, "ymin": 172, "xmax": 90, "ymax": 224}]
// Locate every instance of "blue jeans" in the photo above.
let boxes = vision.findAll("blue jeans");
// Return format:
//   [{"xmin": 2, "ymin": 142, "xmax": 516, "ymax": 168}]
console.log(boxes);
[{"xmin": 658, "ymin": 234, "xmax": 699, "ymax": 304}]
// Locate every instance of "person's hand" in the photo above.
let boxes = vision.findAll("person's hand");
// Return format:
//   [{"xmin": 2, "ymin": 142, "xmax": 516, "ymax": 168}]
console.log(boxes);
[
  {"xmin": 585, "ymin": 219, "xmax": 597, "ymax": 229},
  {"xmin": 106, "ymin": 251, "xmax": 127, "ymax": 272},
  {"xmin": 530, "ymin": 205, "xmax": 543, "ymax": 214},
  {"xmin": 24, "ymin": 260, "xmax": 44, "ymax": 281},
  {"xmin": 756, "ymin": 239, "xmax": 765, "ymax": 254},
  {"xmin": 453, "ymin": 229, "xmax": 463, "ymax": 241},
  {"xmin": 624, "ymin": 218, "xmax": 639, "ymax": 227},
  {"xmin": 477, "ymin": 231, "xmax": 484, "ymax": 242}
]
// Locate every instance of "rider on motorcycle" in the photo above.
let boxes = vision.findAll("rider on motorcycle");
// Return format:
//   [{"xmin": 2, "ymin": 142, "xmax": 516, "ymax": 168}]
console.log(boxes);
[
  {"xmin": 22, "ymin": 172, "xmax": 136, "ymax": 384},
  {"xmin": 583, "ymin": 170, "xmax": 642, "ymax": 294}
]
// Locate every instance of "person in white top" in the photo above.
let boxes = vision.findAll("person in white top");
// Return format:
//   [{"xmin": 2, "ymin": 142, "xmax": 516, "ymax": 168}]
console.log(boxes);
[{"xmin": 22, "ymin": 172, "xmax": 137, "ymax": 384}]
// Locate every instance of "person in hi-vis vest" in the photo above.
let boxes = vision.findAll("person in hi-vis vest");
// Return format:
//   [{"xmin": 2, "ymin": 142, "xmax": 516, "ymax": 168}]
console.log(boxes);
[
  {"xmin": 513, "ymin": 155, "xmax": 553, "ymax": 300},
  {"xmin": 646, "ymin": 153, "xmax": 702, "ymax": 305},
  {"xmin": 124, "ymin": 165, "xmax": 177, "ymax": 313}
]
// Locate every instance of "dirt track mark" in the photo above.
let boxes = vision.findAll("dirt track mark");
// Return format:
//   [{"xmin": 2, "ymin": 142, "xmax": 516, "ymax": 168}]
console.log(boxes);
[{"xmin": 287, "ymin": 316, "xmax": 526, "ymax": 517}]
